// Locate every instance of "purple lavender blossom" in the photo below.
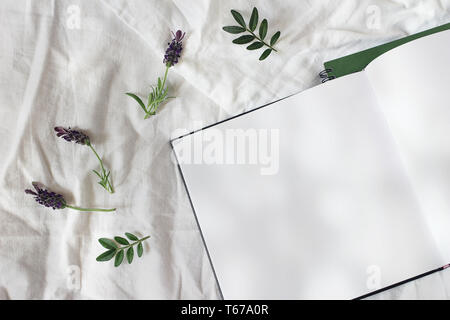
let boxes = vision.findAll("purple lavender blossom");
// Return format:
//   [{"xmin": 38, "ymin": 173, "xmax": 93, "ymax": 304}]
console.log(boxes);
[
  {"xmin": 54, "ymin": 127, "xmax": 90, "ymax": 145},
  {"xmin": 25, "ymin": 182, "xmax": 116, "ymax": 212},
  {"xmin": 25, "ymin": 182, "xmax": 66, "ymax": 210},
  {"xmin": 163, "ymin": 30, "xmax": 185, "ymax": 67}
]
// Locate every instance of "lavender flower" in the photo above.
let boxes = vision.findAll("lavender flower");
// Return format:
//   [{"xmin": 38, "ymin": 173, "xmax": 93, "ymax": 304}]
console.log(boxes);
[
  {"xmin": 126, "ymin": 29, "xmax": 186, "ymax": 118},
  {"xmin": 163, "ymin": 30, "xmax": 185, "ymax": 67},
  {"xmin": 54, "ymin": 127, "xmax": 114, "ymax": 194},
  {"xmin": 25, "ymin": 182, "xmax": 66, "ymax": 210},
  {"xmin": 25, "ymin": 182, "xmax": 115, "ymax": 212},
  {"xmin": 54, "ymin": 127, "xmax": 90, "ymax": 145}
]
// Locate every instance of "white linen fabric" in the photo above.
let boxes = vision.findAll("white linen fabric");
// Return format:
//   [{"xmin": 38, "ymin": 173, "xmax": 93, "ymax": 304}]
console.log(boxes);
[{"xmin": 0, "ymin": 0, "xmax": 449, "ymax": 299}]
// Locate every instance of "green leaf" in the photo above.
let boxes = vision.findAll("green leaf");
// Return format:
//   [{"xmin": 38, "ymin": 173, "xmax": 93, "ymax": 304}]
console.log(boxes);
[
  {"xmin": 99, "ymin": 238, "xmax": 117, "ymax": 250},
  {"xmin": 126, "ymin": 247, "xmax": 134, "ymax": 264},
  {"xmin": 249, "ymin": 7, "xmax": 258, "ymax": 31},
  {"xmin": 92, "ymin": 169, "xmax": 102, "ymax": 179},
  {"xmin": 147, "ymin": 92, "xmax": 154, "ymax": 107},
  {"xmin": 125, "ymin": 232, "xmax": 139, "ymax": 241},
  {"xmin": 158, "ymin": 77, "xmax": 162, "ymax": 89},
  {"xmin": 246, "ymin": 41, "xmax": 264, "ymax": 50},
  {"xmin": 232, "ymin": 35, "xmax": 255, "ymax": 44},
  {"xmin": 270, "ymin": 31, "xmax": 281, "ymax": 46},
  {"xmin": 114, "ymin": 236, "xmax": 129, "ymax": 245},
  {"xmin": 96, "ymin": 249, "xmax": 116, "ymax": 262},
  {"xmin": 114, "ymin": 250, "xmax": 124, "ymax": 267},
  {"xmin": 259, "ymin": 19, "xmax": 268, "ymax": 40},
  {"xmin": 137, "ymin": 242, "xmax": 143, "ymax": 257},
  {"xmin": 126, "ymin": 93, "xmax": 147, "ymax": 113},
  {"xmin": 231, "ymin": 10, "xmax": 246, "ymax": 28},
  {"xmin": 259, "ymin": 49, "xmax": 272, "ymax": 61},
  {"xmin": 222, "ymin": 26, "xmax": 246, "ymax": 34}
]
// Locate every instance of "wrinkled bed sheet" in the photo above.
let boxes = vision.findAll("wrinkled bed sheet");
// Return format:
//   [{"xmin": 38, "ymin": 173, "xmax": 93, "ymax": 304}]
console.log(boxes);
[{"xmin": 0, "ymin": 0, "xmax": 449, "ymax": 299}]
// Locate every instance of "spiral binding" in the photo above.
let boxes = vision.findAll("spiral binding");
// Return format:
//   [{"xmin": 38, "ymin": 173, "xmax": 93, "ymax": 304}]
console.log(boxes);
[{"xmin": 319, "ymin": 68, "xmax": 336, "ymax": 83}]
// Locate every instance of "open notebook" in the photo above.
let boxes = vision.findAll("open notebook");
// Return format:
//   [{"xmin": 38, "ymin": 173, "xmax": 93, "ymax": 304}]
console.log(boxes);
[{"xmin": 171, "ymin": 30, "xmax": 450, "ymax": 299}]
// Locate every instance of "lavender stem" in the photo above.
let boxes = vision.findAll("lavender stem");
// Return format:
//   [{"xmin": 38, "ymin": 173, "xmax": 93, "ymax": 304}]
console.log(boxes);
[
  {"xmin": 161, "ymin": 65, "xmax": 169, "ymax": 90},
  {"xmin": 88, "ymin": 143, "xmax": 114, "ymax": 194},
  {"xmin": 65, "ymin": 205, "xmax": 116, "ymax": 212}
]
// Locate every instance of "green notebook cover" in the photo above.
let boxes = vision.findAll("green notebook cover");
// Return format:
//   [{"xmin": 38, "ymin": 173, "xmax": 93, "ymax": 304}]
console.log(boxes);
[{"xmin": 323, "ymin": 22, "xmax": 450, "ymax": 80}]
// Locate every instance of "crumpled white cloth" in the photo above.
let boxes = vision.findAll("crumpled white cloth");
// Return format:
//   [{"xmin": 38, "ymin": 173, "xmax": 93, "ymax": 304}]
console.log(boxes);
[{"xmin": 0, "ymin": 0, "xmax": 449, "ymax": 299}]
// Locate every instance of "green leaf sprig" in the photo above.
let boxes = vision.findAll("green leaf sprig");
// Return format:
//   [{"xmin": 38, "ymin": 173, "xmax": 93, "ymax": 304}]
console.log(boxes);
[
  {"xmin": 126, "ymin": 68, "xmax": 173, "ymax": 119},
  {"xmin": 54, "ymin": 127, "xmax": 114, "ymax": 194},
  {"xmin": 223, "ymin": 7, "xmax": 281, "ymax": 61},
  {"xmin": 96, "ymin": 233, "xmax": 150, "ymax": 267}
]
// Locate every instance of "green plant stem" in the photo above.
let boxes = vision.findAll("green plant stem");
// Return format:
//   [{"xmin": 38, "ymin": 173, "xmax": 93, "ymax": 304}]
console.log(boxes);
[
  {"xmin": 246, "ymin": 28, "xmax": 277, "ymax": 52},
  {"xmin": 162, "ymin": 65, "xmax": 170, "ymax": 89},
  {"xmin": 88, "ymin": 143, "xmax": 106, "ymax": 174},
  {"xmin": 117, "ymin": 236, "xmax": 151, "ymax": 251},
  {"xmin": 65, "ymin": 205, "xmax": 116, "ymax": 212},
  {"xmin": 148, "ymin": 66, "xmax": 170, "ymax": 115},
  {"xmin": 88, "ymin": 143, "xmax": 114, "ymax": 193}
]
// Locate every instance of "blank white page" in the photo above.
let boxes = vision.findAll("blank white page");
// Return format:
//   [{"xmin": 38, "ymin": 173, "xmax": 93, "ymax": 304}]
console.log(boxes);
[
  {"xmin": 172, "ymin": 72, "xmax": 443, "ymax": 299},
  {"xmin": 366, "ymin": 30, "xmax": 450, "ymax": 260}
]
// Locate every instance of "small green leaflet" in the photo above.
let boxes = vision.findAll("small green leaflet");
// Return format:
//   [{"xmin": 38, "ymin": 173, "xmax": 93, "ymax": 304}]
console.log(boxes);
[
  {"xmin": 96, "ymin": 249, "xmax": 116, "ymax": 261},
  {"xmin": 259, "ymin": 49, "xmax": 272, "ymax": 61},
  {"xmin": 127, "ymin": 247, "xmax": 134, "ymax": 264},
  {"xmin": 259, "ymin": 19, "xmax": 268, "ymax": 40},
  {"xmin": 137, "ymin": 242, "xmax": 143, "ymax": 257},
  {"xmin": 223, "ymin": 7, "xmax": 281, "ymax": 61},
  {"xmin": 247, "ymin": 42, "xmax": 264, "ymax": 50},
  {"xmin": 223, "ymin": 26, "xmax": 245, "ymax": 34},
  {"xmin": 96, "ymin": 233, "xmax": 150, "ymax": 267},
  {"xmin": 114, "ymin": 236, "xmax": 129, "ymax": 245},
  {"xmin": 270, "ymin": 31, "xmax": 281, "ymax": 46},
  {"xmin": 99, "ymin": 238, "xmax": 117, "ymax": 250},
  {"xmin": 231, "ymin": 10, "xmax": 246, "ymax": 28},
  {"xmin": 232, "ymin": 35, "xmax": 254, "ymax": 44},
  {"xmin": 115, "ymin": 250, "xmax": 124, "ymax": 267},
  {"xmin": 249, "ymin": 7, "xmax": 258, "ymax": 32},
  {"xmin": 125, "ymin": 232, "xmax": 139, "ymax": 241}
]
